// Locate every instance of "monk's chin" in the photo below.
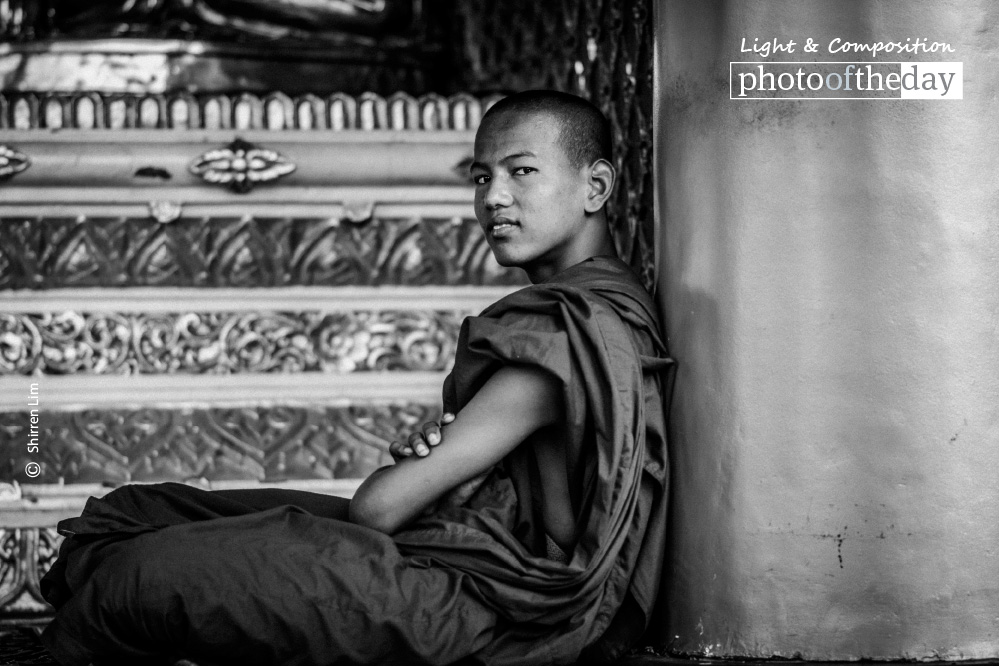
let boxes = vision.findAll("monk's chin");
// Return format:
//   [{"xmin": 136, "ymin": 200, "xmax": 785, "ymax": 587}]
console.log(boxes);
[
  {"xmin": 487, "ymin": 242, "xmax": 542, "ymax": 269},
  {"xmin": 488, "ymin": 247, "xmax": 523, "ymax": 268}
]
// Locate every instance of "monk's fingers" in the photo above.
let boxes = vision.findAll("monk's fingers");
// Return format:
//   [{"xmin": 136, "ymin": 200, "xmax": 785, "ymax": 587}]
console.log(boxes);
[
  {"xmin": 407, "ymin": 431, "xmax": 431, "ymax": 457},
  {"xmin": 441, "ymin": 412, "xmax": 456, "ymax": 424},
  {"xmin": 389, "ymin": 440, "xmax": 413, "ymax": 458},
  {"xmin": 422, "ymin": 421, "xmax": 442, "ymax": 447}
]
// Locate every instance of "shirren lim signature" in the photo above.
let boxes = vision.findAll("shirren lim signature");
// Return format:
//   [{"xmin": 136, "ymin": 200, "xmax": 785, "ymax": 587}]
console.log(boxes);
[{"xmin": 27, "ymin": 382, "xmax": 39, "ymax": 454}]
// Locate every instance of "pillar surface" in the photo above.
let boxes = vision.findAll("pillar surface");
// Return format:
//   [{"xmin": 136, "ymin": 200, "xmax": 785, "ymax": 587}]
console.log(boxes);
[{"xmin": 656, "ymin": 0, "xmax": 999, "ymax": 659}]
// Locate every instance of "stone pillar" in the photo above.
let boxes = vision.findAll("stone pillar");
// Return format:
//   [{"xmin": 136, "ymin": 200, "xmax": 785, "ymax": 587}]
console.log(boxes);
[{"xmin": 656, "ymin": 0, "xmax": 999, "ymax": 659}]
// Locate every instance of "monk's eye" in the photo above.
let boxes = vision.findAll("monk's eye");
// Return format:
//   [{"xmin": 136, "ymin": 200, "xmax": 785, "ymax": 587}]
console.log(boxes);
[
  {"xmin": 472, "ymin": 174, "xmax": 490, "ymax": 185},
  {"xmin": 513, "ymin": 167, "xmax": 536, "ymax": 176}
]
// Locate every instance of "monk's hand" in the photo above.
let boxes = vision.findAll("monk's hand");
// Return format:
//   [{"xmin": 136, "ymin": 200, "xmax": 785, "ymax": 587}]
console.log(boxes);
[{"xmin": 389, "ymin": 412, "xmax": 455, "ymax": 461}]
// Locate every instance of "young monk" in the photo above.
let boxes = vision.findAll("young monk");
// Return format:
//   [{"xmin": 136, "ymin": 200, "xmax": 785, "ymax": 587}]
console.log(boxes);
[{"xmin": 39, "ymin": 90, "xmax": 673, "ymax": 664}]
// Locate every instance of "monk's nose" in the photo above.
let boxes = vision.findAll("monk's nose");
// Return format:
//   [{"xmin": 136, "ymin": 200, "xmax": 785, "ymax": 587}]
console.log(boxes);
[{"xmin": 483, "ymin": 178, "xmax": 513, "ymax": 209}]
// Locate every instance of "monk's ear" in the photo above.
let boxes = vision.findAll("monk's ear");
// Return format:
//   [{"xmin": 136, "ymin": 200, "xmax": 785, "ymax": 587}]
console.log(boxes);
[{"xmin": 583, "ymin": 159, "xmax": 615, "ymax": 213}]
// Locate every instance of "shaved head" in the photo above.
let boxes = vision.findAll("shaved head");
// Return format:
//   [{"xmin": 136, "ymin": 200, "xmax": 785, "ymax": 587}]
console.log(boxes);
[{"xmin": 480, "ymin": 90, "xmax": 612, "ymax": 170}]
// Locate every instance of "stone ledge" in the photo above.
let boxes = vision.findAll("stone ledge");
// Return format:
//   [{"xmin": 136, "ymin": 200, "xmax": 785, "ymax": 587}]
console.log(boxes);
[
  {"xmin": 0, "ymin": 478, "xmax": 362, "ymax": 527},
  {"xmin": 0, "ymin": 370, "xmax": 448, "ymax": 411}
]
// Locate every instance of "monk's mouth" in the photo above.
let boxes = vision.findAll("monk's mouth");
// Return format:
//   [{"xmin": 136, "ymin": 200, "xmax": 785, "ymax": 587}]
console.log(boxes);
[{"xmin": 489, "ymin": 220, "xmax": 519, "ymax": 239}]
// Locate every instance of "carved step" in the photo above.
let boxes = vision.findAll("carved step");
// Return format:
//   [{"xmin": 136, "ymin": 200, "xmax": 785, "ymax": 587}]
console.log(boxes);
[
  {"xmin": 0, "ymin": 217, "xmax": 524, "ymax": 288},
  {"xmin": 1, "ymin": 401, "xmax": 442, "ymax": 486}
]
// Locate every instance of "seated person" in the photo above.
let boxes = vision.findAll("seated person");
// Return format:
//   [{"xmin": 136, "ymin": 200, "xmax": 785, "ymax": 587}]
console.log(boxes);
[{"xmin": 39, "ymin": 90, "xmax": 673, "ymax": 665}]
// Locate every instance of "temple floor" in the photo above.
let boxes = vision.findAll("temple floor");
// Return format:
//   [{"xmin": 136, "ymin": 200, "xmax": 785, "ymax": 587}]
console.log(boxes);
[
  {"xmin": 5, "ymin": 626, "xmax": 996, "ymax": 665},
  {"xmin": 0, "ymin": 626, "xmax": 709, "ymax": 665},
  {"xmin": 0, "ymin": 629, "xmax": 55, "ymax": 666}
]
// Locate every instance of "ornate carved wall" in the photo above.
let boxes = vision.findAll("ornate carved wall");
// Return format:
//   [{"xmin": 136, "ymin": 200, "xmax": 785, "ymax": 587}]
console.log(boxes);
[
  {"xmin": 0, "ymin": 89, "xmax": 520, "ymax": 626},
  {"xmin": 0, "ymin": 0, "xmax": 655, "ymax": 631}
]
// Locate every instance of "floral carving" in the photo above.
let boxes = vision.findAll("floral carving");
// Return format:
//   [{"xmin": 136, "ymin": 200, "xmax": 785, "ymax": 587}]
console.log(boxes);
[
  {"xmin": 0, "ymin": 217, "xmax": 525, "ymax": 289},
  {"xmin": 0, "ymin": 145, "xmax": 29, "ymax": 181},
  {"xmin": 0, "ymin": 528, "xmax": 62, "ymax": 621},
  {"xmin": 0, "ymin": 310, "xmax": 465, "ymax": 376},
  {"xmin": 0, "ymin": 403, "xmax": 439, "ymax": 485},
  {"xmin": 189, "ymin": 138, "xmax": 296, "ymax": 193}
]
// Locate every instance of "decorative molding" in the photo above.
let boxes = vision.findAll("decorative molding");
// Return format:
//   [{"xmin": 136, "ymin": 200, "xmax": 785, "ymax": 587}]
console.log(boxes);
[
  {"xmin": 0, "ymin": 403, "xmax": 438, "ymax": 485},
  {"xmin": 0, "ymin": 190, "xmax": 472, "ymax": 222},
  {"xmin": 0, "ymin": 92, "xmax": 494, "ymax": 132},
  {"xmin": 189, "ymin": 138, "xmax": 296, "ymax": 193},
  {"xmin": 0, "ymin": 528, "xmax": 59, "ymax": 624},
  {"xmin": 0, "ymin": 310, "xmax": 466, "ymax": 376},
  {"xmin": 0, "ymin": 191, "xmax": 474, "ymax": 219},
  {"xmin": 0, "ymin": 286, "xmax": 511, "ymax": 314},
  {"xmin": 0, "ymin": 130, "xmax": 475, "ymax": 195},
  {"xmin": 1, "ymin": 479, "xmax": 366, "ymax": 529},
  {"xmin": 0, "ymin": 217, "xmax": 524, "ymax": 289},
  {"xmin": 15, "ymin": 475, "xmax": 359, "ymax": 500},
  {"xmin": 0, "ymin": 145, "xmax": 29, "ymax": 181},
  {"xmin": 147, "ymin": 201, "xmax": 182, "ymax": 223},
  {"xmin": 0, "ymin": 371, "xmax": 447, "ymax": 411}
]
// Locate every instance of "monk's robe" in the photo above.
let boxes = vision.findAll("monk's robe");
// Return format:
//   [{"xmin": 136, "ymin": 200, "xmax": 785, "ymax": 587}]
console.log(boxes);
[{"xmin": 39, "ymin": 255, "xmax": 674, "ymax": 665}]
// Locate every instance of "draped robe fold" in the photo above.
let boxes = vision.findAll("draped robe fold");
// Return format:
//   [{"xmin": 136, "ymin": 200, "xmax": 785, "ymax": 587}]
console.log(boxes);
[{"xmin": 39, "ymin": 255, "xmax": 673, "ymax": 665}]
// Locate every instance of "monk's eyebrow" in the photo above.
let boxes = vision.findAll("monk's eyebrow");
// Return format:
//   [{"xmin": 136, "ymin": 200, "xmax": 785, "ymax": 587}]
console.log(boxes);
[
  {"xmin": 468, "ymin": 151, "xmax": 538, "ymax": 173},
  {"xmin": 500, "ymin": 151, "xmax": 537, "ymax": 162}
]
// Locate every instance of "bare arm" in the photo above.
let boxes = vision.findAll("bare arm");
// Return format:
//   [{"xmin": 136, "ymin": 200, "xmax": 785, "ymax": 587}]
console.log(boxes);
[{"xmin": 348, "ymin": 365, "xmax": 564, "ymax": 534}]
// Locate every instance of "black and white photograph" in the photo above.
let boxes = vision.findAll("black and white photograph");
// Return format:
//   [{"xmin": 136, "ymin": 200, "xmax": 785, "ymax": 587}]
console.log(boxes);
[{"xmin": 0, "ymin": 1, "xmax": 994, "ymax": 664}]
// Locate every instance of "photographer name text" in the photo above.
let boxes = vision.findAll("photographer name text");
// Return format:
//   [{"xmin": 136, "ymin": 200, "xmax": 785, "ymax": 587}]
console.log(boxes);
[{"xmin": 25, "ymin": 383, "xmax": 42, "ymax": 478}]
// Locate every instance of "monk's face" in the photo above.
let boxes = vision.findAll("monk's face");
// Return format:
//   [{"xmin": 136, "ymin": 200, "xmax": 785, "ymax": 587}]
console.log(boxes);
[{"xmin": 471, "ymin": 111, "xmax": 592, "ymax": 277}]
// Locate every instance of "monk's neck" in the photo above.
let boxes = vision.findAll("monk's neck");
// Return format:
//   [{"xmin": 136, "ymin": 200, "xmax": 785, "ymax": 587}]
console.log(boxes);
[{"xmin": 525, "ymin": 227, "xmax": 617, "ymax": 284}]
